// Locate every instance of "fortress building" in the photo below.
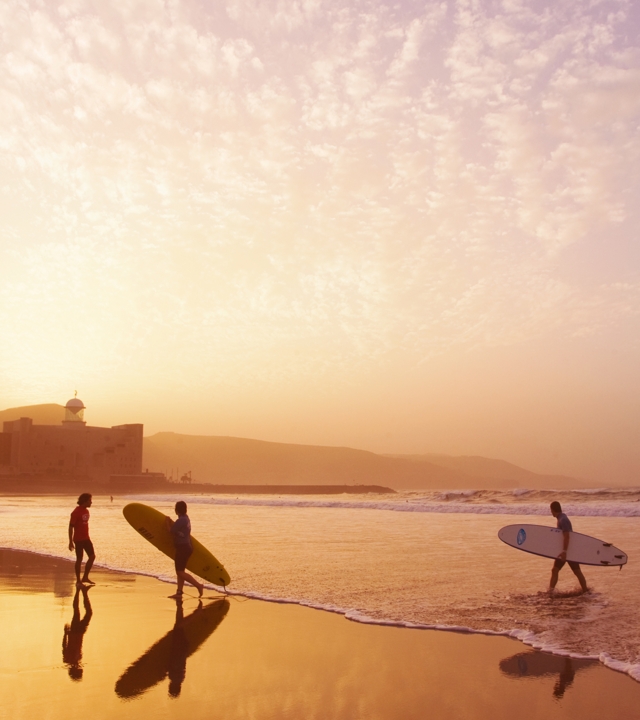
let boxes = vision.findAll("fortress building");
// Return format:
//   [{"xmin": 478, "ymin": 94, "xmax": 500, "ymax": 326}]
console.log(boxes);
[{"xmin": 0, "ymin": 397, "xmax": 143, "ymax": 485}]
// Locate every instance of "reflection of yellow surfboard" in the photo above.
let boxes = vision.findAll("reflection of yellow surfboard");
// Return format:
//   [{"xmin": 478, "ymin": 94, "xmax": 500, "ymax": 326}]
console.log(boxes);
[
  {"xmin": 123, "ymin": 503, "xmax": 231, "ymax": 587},
  {"xmin": 115, "ymin": 599, "xmax": 229, "ymax": 699}
]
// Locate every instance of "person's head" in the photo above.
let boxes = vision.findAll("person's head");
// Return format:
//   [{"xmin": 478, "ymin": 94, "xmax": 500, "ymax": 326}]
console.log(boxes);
[
  {"xmin": 175, "ymin": 500, "xmax": 187, "ymax": 516},
  {"xmin": 77, "ymin": 493, "xmax": 92, "ymax": 507},
  {"xmin": 68, "ymin": 665, "xmax": 83, "ymax": 681},
  {"xmin": 550, "ymin": 501, "xmax": 562, "ymax": 517}
]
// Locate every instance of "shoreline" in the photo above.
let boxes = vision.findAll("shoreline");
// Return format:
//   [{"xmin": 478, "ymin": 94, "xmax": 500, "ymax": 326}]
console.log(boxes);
[
  {"xmin": 2, "ymin": 484, "xmax": 638, "ymax": 497},
  {"xmin": 0, "ymin": 483, "xmax": 397, "ymax": 495},
  {"xmin": 2, "ymin": 547, "xmax": 640, "ymax": 719},
  {"xmin": 3, "ymin": 544, "xmax": 639, "ymax": 686}
]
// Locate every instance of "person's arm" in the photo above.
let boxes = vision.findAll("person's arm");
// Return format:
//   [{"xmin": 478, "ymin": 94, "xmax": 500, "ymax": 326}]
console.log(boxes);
[{"xmin": 68, "ymin": 521, "xmax": 75, "ymax": 552}]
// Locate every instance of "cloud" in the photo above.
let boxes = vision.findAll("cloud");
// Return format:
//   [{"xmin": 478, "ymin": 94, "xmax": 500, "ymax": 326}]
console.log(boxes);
[{"xmin": 0, "ymin": 0, "xmax": 638, "ymax": 399}]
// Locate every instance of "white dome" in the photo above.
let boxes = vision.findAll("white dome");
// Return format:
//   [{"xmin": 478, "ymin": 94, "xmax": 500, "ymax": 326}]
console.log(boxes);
[{"xmin": 65, "ymin": 398, "xmax": 85, "ymax": 410}]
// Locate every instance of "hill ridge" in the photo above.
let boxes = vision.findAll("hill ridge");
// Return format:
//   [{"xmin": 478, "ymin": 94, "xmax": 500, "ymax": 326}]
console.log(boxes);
[{"xmin": 1, "ymin": 403, "xmax": 595, "ymax": 489}]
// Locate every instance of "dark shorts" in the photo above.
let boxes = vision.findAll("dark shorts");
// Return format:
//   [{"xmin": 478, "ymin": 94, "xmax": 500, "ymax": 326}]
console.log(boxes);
[
  {"xmin": 554, "ymin": 558, "xmax": 581, "ymax": 572},
  {"xmin": 174, "ymin": 545, "xmax": 192, "ymax": 572},
  {"xmin": 75, "ymin": 539, "xmax": 95, "ymax": 560}
]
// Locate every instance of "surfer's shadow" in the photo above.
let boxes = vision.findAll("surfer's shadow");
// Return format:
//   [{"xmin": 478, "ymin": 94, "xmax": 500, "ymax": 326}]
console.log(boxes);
[{"xmin": 499, "ymin": 650, "xmax": 598, "ymax": 699}]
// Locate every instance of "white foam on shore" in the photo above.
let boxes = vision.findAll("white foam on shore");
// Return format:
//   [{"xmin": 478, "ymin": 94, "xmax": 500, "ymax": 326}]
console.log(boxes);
[
  {"xmin": 207, "ymin": 581, "xmax": 640, "ymax": 684},
  {"xmin": 4, "ymin": 544, "xmax": 639, "ymax": 685}
]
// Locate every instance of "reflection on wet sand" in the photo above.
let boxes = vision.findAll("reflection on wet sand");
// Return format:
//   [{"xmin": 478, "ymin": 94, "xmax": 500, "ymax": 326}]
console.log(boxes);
[
  {"xmin": 0, "ymin": 547, "xmax": 77, "ymax": 597},
  {"xmin": 62, "ymin": 586, "xmax": 93, "ymax": 681},
  {"xmin": 0, "ymin": 547, "xmax": 135, "ymax": 597},
  {"xmin": 499, "ymin": 650, "xmax": 599, "ymax": 698},
  {"xmin": 115, "ymin": 598, "xmax": 229, "ymax": 700}
]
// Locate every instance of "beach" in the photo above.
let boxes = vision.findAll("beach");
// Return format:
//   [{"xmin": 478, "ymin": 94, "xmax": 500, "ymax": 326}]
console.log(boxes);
[
  {"xmin": 2, "ymin": 547, "xmax": 640, "ymax": 720},
  {"xmin": 3, "ymin": 486, "xmax": 640, "ymax": 719},
  {"xmin": 3, "ymin": 0, "xmax": 637, "ymax": 715},
  {"xmin": 3, "ymin": 492, "xmax": 640, "ymax": 670}
]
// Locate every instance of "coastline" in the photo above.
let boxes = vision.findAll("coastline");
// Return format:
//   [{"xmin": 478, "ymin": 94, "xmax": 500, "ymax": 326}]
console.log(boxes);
[
  {"xmin": 2, "ymin": 491, "xmax": 640, "ymax": 685},
  {"xmin": 0, "ymin": 483, "xmax": 397, "ymax": 496},
  {"xmin": 2, "ymin": 547, "xmax": 640, "ymax": 719}
]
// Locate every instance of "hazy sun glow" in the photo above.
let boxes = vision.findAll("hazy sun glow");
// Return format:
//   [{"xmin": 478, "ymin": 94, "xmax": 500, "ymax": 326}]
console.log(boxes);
[{"xmin": 1, "ymin": 0, "xmax": 638, "ymax": 481}]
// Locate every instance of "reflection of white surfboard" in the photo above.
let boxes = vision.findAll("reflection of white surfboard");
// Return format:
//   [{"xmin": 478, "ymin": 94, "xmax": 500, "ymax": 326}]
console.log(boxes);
[
  {"xmin": 498, "ymin": 524, "xmax": 627, "ymax": 567},
  {"xmin": 499, "ymin": 650, "xmax": 598, "ymax": 678}
]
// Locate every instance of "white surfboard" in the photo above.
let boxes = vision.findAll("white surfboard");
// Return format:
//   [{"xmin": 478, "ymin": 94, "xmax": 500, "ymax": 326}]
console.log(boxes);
[{"xmin": 498, "ymin": 524, "xmax": 627, "ymax": 566}]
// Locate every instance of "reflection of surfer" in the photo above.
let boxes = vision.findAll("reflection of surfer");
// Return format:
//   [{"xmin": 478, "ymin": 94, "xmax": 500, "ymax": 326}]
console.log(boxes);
[
  {"xmin": 168, "ymin": 599, "xmax": 190, "ymax": 697},
  {"xmin": 553, "ymin": 657, "xmax": 576, "ymax": 698},
  {"xmin": 549, "ymin": 502, "xmax": 588, "ymax": 594},
  {"xmin": 165, "ymin": 501, "xmax": 204, "ymax": 598},
  {"xmin": 499, "ymin": 649, "xmax": 596, "ymax": 699},
  {"xmin": 115, "ymin": 598, "xmax": 230, "ymax": 700},
  {"xmin": 62, "ymin": 585, "xmax": 93, "ymax": 681}
]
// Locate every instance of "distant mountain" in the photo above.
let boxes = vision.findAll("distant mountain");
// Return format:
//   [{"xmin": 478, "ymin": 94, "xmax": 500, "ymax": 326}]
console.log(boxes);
[
  {"xmin": 143, "ymin": 432, "xmax": 461, "ymax": 488},
  {"xmin": 143, "ymin": 432, "xmax": 595, "ymax": 490},
  {"xmin": 385, "ymin": 454, "xmax": 589, "ymax": 489},
  {"xmin": 1, "ymin": 404, "xmax": 595, "ymax": 489},
  {"xmin": 0, "ymin": 403, "xmax": 65, "ymax": 426}
]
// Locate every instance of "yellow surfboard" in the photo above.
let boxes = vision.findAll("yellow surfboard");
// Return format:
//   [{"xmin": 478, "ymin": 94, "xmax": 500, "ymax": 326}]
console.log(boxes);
[{"xmin": 123, "ymin": 503, "xmax": 231, "ymax": 587}]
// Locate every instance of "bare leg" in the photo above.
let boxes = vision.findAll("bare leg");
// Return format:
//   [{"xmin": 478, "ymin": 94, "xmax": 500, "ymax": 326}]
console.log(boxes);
[
  {"xmin": 570, "ymin": 564, "xmax": 588, "ymax": 593},
  {"xmin": 81, "ymin": 554, "xmax": 95, "ymax": 583},
  {"xmin": 177, "ymin": 570, "xmax": 203, "ymax": 596},
  {"xmin": 74, "ymin": 556, "xmax": 83, "ymax": 585},
  {"xmin": 549, "ymin": 564, "xmax": 560, "ymax": 592}
]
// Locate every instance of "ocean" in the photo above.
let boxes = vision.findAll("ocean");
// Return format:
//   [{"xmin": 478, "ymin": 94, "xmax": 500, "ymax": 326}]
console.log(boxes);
[{"xmin": 1, "ymin": 489, "xmax": 639, "ymax": 681}]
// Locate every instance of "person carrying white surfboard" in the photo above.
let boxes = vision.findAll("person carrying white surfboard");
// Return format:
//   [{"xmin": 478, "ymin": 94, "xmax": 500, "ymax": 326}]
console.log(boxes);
[
  {"xmin": 165, "ymin": 501, "xmax": 204, "ymax": 598},
  {"xmin": 549, "ymin": 501, "xmax": 588, "ymax": 595}
]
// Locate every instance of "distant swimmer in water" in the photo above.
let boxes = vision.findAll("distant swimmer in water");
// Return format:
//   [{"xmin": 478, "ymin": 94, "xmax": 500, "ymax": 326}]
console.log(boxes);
[
  {"xmin": 68, "ymin": 493, "xmax": 96, "ymax": 587},
  {"xmin": 165, "ymin": 501, "xmax": 204, "ymax": 598},
  {"xmin": 549, "ymin": 501, "xmax": 588, "ymax": 594}
]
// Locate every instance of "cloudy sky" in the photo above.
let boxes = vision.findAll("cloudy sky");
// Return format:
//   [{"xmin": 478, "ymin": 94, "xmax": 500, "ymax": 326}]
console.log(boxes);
[{"xmin": 1, "ymin": 0, "xmax": 638, "ymax": 481}]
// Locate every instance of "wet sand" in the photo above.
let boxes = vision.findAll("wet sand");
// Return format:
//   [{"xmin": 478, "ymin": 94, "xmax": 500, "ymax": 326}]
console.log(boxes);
[{"xmin": 1, "ymin": 547, "xmax": 639, "ymax": 720}]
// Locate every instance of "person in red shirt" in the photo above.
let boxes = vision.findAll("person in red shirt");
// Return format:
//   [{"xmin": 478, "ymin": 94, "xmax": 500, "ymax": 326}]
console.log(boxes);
[{"xmin": 68, "ymin": 493, "xmax": 95, "ymax": 586}]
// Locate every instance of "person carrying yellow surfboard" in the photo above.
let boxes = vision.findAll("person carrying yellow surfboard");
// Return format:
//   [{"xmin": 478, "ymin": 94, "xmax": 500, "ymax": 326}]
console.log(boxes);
[{"xmin": 165, "ymin": 501, "xmax": 204, "ymax": 598}]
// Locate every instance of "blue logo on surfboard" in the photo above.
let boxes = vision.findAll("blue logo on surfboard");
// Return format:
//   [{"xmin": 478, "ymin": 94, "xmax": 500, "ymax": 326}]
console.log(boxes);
[{"xmin": 517, "ymin": 528, "xmax": 526, "ymax": 546}]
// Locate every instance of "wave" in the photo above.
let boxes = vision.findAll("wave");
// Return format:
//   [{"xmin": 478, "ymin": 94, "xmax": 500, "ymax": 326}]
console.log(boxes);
[{"xmin": 131, "ymin": 490, "xmax": 640, "ymax": 518}]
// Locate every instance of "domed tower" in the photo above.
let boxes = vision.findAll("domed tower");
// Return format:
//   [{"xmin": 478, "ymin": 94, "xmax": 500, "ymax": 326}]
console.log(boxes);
[{"xmin": 63, "ymin": 395, "xmax": 86, "ymax": 427}]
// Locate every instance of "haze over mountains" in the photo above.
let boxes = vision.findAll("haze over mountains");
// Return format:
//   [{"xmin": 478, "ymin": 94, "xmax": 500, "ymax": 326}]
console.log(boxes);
[
  {"xmin": 0, "ymin": 404, "xmax": 69, "ymax": 427},
  {"xmin": 1, "ymin": 404, "xmax": 598, "ymax": 489}
]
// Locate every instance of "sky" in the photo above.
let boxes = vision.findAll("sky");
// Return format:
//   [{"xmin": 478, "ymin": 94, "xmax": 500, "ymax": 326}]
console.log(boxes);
[{"xmin": 0, "ymin": 0, "xmax": 639, "ymax": 483}]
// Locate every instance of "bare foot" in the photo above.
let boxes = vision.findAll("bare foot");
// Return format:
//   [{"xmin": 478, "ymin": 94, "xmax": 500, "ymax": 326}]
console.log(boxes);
[
  {"xmin": 197, "ymin": 583, "xmax": 204, "ymax": 598},
  {"xmin": 81, "ymin": 578, "xmax": 96, "ymax": 585},
  {"xmin": 168, "ymin": 592, "xmax": 184, "ymax": 599}
]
